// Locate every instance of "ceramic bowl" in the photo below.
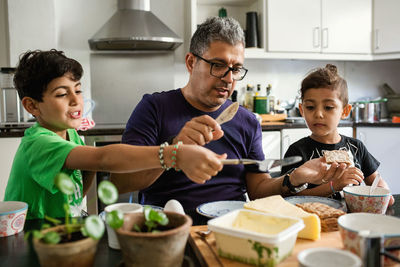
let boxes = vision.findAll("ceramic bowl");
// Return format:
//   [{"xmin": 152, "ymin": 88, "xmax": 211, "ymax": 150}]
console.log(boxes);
[
  {"xmin": 343, "ymin": 185, "xmax": 390, "ymax": 214},
  {"xmin": 0, "ymin": 201, "xmax": 28, "ymax": 237},
  {"xmin": 298, "ymin": 247, "xmax": 361, "ymax": 267},
  {"xmin": 338, "ymin": 213, "xmax": 400, "ymax": 266}
]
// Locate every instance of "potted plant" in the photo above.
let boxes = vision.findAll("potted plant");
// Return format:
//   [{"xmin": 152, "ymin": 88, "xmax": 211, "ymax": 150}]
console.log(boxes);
[
  {"xmin": 116, "ymin": 206, "xmax": 193, "ymax": 267},
  {"xmin": 26, "ymin": 172, "xmax": 123, "ymax": 267}
]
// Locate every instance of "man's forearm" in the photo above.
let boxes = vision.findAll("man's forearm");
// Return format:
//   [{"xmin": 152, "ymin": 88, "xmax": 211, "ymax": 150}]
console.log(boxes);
[{"xmin": 110, "ymin": 169, "xmax": 163, "ymax": 194}]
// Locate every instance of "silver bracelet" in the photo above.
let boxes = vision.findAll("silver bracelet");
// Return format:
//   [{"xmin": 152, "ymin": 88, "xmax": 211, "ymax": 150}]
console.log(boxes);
[{"xmin": 159, "ymin": 142, "xmax": 170, "ymax": 170}]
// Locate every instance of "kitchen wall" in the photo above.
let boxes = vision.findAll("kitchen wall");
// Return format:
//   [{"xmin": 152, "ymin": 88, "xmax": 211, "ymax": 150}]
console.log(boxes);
[
  {"xmin": 0, "ymin": 0, "xmax": 8, "ymax": 67},
  {"xmin": 1, "ymin": 0, "xmax": 400, "ymax": 109}
]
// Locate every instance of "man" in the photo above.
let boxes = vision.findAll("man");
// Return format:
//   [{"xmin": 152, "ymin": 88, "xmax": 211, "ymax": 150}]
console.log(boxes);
[{"xmin": 111, "ymin": 17, "xmax": 346, "ymax": 223}]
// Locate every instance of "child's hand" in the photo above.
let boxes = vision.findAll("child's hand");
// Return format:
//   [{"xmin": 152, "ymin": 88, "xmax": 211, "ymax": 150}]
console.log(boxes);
[
  {"xmin": 293, "ymin": 158, "xmax": 347, "ymax": 185},
  {"xmin": 177, "ymin": 144, "xmax": 226, "ymax": 184},
  {"xmin": 331, "ymin": 167, "xmax": 364, "ymax": 191}
]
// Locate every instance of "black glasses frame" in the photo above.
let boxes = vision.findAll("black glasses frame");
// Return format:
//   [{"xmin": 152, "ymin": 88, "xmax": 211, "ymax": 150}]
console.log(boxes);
[{"xmin": 192, "ymin": 53, "xmax": 248, "ymax": 81}]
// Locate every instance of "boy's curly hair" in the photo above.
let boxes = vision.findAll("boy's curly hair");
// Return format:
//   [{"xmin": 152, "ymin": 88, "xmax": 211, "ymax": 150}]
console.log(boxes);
[
  {"xmin": 300, "ymin": 64, "xmax": 348, "ymax": 105},
  {"xmin": 14, "ymin": 49, "xmax": 83, "ymax": 101}
]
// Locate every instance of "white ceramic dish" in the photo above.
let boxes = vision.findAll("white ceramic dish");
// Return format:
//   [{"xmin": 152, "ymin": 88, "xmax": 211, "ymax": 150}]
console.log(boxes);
[
  {"xmin": 196, "ymin": 200, "xmax": 246, "ymax": 218},
  {"xmin": 208, "ymin": 209, "xmax": 304, "ymax": 266},
  {"xmin": 0, "ymin": 201, "xmax": 28, "ymax": 237},
  {"xmin": 284, "ymin": 196, "xmax": 346, "ymax": 211},
  {"xmin": 298, "ymin": 247, "xmax": 361, "ymax": 267}
]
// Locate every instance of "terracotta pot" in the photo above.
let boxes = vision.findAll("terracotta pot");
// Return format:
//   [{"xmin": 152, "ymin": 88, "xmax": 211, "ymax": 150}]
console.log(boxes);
[
  {"xmin": 116, "ymin": 211, "xmax": 192, "ymax": 267},
  {"xmin": 33, "ymin": 225, "xmax": 99, "ymax": 267}
]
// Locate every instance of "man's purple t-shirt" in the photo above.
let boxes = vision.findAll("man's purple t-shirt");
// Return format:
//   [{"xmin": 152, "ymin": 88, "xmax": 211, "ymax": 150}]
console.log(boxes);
[{"xmin": 122, "ymin": 89, "xmax": 265, "ymax": 212}]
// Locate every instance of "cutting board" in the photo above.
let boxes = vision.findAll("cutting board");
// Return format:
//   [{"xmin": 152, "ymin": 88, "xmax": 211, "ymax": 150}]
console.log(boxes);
[
  {"xmin": 260, "ymin": 114, "xmax": 287, "ymax": 122},
  {"xmin": 189, "ymin": 225, "xmax": 343, "ymax": 267}
]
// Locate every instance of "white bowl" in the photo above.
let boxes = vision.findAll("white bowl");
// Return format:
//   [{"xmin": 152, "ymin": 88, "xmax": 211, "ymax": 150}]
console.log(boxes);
[
  {"xmin": 104, "ymin": 203, "xmax": 143, "ymax": 249},
  {"xmin": 298, "ymin": 247, "xmax": 361, "ymax": 267},
  {"xmin": 338, "ymin": 213, "xmax": 400, "ymax": 266},
  {"xmin": 208, "ymin": 209, "xmax": 304, "ymax": 266},
  {"xmin": 0, "ymin": 201, "xmax": 28, "ymax": 237}
]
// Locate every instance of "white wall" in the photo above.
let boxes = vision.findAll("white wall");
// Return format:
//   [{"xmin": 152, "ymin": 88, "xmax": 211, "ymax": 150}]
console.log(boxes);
[
  {"xmin": 0, "ymin": 0, "xmax": 8, "ymax": 67},
  {"xmin": 2, "ymin": 0, "xmax": 400, "ymax": 105}
]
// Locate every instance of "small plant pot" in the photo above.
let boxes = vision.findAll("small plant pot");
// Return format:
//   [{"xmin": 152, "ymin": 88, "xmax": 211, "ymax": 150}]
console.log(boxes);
[
  {"xmin": 33, "ymin": 225, "xmax": 99, "ymax": 267},
  {"xmin": 116, "ymin": 211, "xmax": 192, "ymax": 267}
]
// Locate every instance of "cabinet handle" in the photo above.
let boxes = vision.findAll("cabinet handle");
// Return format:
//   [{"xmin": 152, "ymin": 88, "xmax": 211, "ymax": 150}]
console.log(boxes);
[
  {"xmin": 313, "ymin": 27, "xmax": 320, "ymax": 48},
  {"xmin": 322, "ymin": 28, "xmax": 328, "ymax": 48},
  {"xmin": 375, "ymin": 29, "xmax": 379, "ymax": 50}
]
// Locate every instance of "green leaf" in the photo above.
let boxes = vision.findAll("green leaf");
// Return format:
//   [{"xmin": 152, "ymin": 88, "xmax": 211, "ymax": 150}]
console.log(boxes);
[
  {"xmin": 54, "ymin": 172, "xmax": 75, "ymax": 195},
  {"xmin": 97, "ymin": 180, "xmax": 118, "ymax": 205},
  {"xmin": 84, "ymin": 215, "xmax": 105, "ymax": 240},
  {"xmin": 106, "ymin": 210, "xmax": 124, "ymax": 229},
  {"xmin": 143, "ymin": 206, "xmax": 169, "ymax": 232},
  {"xmin": 42, "ymin": 231, "xmax": 61, "ymax": 244},
  {"xmin": 81, "ymin": 226, "xmax": 88, "ymax": 237},
  {"xmin": 133, "ymin": 224, "xmax": 141, "ymax": 232}
]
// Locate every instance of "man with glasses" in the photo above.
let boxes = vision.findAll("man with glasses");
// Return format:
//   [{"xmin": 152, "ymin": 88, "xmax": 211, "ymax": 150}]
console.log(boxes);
[{"xmin": 111, "ymin": 17, "xmax": 344, "ymax": 224}]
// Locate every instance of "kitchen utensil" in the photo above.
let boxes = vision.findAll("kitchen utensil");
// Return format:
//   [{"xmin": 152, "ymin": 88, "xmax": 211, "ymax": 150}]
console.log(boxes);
[
  {"xmin": 221, "ymin": 155, "xmax": 302, "ymax": 172},
  {"xmin": 195, "ymin": 230, "xmax": 223, "ymax": 267},
  {"xmin": 0, "ymin": 201, "xmax": 28, "ymax": 237},
  {"xmin": 370, "ymin": 174, "xmax": 381, "ymax": 195},
  {"xmin": 351, "ymin": 98, "xmax": 387, "ymax": 122},
  {"xmin": 343, "ymin": 186, "xmax": 390, "ymax": 214},
  {"xmin": 215, "ymin": 102, "xmax": 239, "ymax": 125}
]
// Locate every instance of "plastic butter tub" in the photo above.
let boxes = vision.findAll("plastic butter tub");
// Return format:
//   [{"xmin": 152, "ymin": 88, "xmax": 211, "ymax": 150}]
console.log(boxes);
[{"xmin": 208, "ymin": 209, "xmax": 304, "ymax": 266}]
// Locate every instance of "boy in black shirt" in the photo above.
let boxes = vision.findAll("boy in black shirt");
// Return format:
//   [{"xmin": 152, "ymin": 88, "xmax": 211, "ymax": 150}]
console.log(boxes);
[{"xmin": 281, "ymin": 64, "xmax": 394, "ymax": 205}]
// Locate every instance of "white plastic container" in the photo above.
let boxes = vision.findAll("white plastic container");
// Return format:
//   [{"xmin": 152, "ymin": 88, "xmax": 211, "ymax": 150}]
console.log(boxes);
[{"xmin": 208, "ymin": 209, "xmax": 304, "ymax": 266}]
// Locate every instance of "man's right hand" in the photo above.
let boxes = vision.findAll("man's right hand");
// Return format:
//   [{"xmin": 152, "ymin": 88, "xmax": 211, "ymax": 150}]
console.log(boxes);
[{"xmin": 173, "ymin": 115, "xmax": 224, "ymax": 145}]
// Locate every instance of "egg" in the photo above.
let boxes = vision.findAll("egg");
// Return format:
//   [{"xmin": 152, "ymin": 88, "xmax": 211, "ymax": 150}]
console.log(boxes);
[{"xmin": 164, "ymin": 199, "xmax": 185, "ymax": 215}]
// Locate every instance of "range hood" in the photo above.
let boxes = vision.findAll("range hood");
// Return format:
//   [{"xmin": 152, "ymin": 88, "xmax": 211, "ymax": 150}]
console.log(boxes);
[{"xmin": 88, "ymin": 0, "xmax": 182, "ymax": 51}]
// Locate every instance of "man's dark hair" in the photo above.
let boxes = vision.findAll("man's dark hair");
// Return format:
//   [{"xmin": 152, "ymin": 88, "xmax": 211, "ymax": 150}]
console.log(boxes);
[{"xmin": 14, "ymin": 49, "xmax": 83, "ymax": 101}]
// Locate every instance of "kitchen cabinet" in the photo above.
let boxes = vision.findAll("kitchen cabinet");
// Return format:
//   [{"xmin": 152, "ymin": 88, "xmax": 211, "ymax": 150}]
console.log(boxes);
[
  {"xmin": 373, "ymin": 0, "xmax": 400, "ymax": 54},
  {"xmin": 261, "ymin": 131, "xmax": 280, "ymax": 159},
  {"xmin": 267, "ymin": 0, "xmax": 371, "ymax": 54},
  {"xmin": 356, "ymin": 127, "xmax": 400, "ymax": 194},
  {"xmin": 0, "ymin": 137, "xmax": 21, "ymax": 200}
]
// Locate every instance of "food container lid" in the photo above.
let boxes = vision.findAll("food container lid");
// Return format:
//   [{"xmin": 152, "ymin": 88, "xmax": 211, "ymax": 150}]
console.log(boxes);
[{"xmin": 207, "ymin": 209, "xmax": 304, "ymax": 244}]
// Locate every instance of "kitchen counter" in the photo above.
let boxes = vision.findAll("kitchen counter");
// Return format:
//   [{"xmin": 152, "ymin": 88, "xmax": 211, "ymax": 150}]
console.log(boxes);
[
  {"xmin": 1, "ymin": 121, "xmax": 400, "ymax": 138},
  {"xmin": 1, "ymin": 194, "xmax": 399, "ymax": 267}
]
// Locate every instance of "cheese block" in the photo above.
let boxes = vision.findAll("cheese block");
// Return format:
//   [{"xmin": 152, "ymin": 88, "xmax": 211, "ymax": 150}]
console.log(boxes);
[{"xmin": 244, "ymin": 195, "xmax": 321, "ymax": 240}]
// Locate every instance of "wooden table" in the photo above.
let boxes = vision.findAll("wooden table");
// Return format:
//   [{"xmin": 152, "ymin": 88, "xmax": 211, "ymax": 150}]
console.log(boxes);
[{"xmin": 189, "ymin": 225, "xmax": 343, "ymax": 267}]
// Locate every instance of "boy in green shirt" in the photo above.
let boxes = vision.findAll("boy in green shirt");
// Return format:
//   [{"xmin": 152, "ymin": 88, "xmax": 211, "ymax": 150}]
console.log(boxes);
[{"xmin": 4, "ymin": 49, "xmax": 227, "ymax": 219}]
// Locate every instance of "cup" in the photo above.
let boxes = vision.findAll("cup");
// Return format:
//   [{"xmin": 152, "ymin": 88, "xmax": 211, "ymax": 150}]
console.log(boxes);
[
  {"xmin": 103, "ymin": 203, "xmax": 143, "ymax": 249},
  {"xmin": 0, "ymin": 201, "xmax": 28, "ymax": 237}
]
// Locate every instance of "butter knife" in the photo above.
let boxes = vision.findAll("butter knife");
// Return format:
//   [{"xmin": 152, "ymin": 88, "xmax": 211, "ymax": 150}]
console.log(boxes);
[
  {"xmin": 221, "ymin": 156, "xmax": 302, "ymax": 172},
  {"xmin": 215, "ymin": 102, "xmax": 239, "ymax": 125}
]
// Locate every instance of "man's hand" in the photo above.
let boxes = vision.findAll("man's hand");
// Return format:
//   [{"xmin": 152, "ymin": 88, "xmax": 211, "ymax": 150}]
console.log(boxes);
[{"xmin": 174, "ymin": 115, "xmax": 224, "ymax": 145}]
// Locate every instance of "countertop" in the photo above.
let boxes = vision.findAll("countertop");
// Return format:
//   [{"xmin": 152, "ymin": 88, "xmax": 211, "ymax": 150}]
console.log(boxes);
[{"xmin": 1, "ymin": 121, "xmax": 400, "ymax": 138}]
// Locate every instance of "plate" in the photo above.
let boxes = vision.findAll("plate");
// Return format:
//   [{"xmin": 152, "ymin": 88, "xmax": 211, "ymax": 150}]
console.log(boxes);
[
  {"xmin": 196, "ymin": 200, "xmax": 246, "ymax": 218},
  {"xmin": 284, "ymin": 196, "xmax": 346, "ymax": 211}
]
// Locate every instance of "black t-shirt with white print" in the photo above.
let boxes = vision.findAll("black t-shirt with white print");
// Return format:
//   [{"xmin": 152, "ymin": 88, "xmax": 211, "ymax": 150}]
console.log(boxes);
[{"xmin": 281, "ymin": 135, "xmax": 380, "ymax": 200}]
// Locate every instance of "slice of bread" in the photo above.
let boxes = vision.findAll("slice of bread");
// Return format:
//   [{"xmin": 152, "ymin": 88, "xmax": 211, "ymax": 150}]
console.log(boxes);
[{"xmin": 324, "ymin": 150, "xmax": 352, "ymax": 165}]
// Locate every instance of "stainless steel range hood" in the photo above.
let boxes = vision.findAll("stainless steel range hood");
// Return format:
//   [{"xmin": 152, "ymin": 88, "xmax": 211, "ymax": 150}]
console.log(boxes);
[{"xmin": 88, "ymin": 0, "xmax": 182, "ymax": 51}]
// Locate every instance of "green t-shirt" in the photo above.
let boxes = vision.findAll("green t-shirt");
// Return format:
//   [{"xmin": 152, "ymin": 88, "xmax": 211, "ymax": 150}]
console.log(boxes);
[{"xmin": 4, "ymin": 123, "xmax": 85, "ymax": 219}]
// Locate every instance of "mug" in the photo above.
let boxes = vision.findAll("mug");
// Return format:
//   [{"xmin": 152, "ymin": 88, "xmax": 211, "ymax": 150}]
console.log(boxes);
[{"xmin": 103, "ymin": 203, "xmax": 143, "ymax": 249}]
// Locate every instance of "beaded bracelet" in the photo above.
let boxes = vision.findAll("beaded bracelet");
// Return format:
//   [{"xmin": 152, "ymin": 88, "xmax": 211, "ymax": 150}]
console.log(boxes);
[
  {"xmin": 159, "ymin": 142, "xmax": 170, "ymax": 170},
  {"xmin": 329, "ymin": 181, "xmax": 336, "ymax": 194},
  {"xmin": 171, "ymin": 141, "xmax": 182, "ymax": 171}
]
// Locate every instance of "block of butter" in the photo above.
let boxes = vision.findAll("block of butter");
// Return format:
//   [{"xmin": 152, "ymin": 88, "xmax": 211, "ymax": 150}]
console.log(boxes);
[{"xmin": 244, "ymin": 195, "xmax": 321, "ymax": 240}]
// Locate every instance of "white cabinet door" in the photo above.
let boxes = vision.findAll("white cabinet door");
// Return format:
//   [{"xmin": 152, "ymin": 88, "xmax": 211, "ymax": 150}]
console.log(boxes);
[
  {"xmin": 267, "ymin": 0, "xmax": 320, "ymax": 53},
  {"xmin": 261, "ymin": 131, "xmax": 281, "ymax": 159},
  {"xmin": 356, "ymin": 127, "xmax": 400, "ymax": 194},
  {"xmin": 321, "ymin": 0, "xmax": 371, "ymax": 54},
  {"xmin": 281, "ymin": 128, "xmax": 312, "ymax": 158},
  {"xmin": 0, "ymin": 138, "xmax": 21, "ymax": 200},
  {"xmin": 373, "ymin": 0, "xmax": 400, "ymax": 54},
  {"xmin": 338, "ymin": 127, "xmax": 354, "ymax": 138}
]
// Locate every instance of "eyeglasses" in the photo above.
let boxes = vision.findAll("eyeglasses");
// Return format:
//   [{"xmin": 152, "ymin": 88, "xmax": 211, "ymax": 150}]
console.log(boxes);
[{"xmin": 192, "ymin": 53, "xmax": 248, "ymax": 81}]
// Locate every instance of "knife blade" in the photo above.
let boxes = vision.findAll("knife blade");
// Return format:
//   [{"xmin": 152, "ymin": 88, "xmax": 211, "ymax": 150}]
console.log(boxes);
[
  {"xmin": 221, "ymin": 156, "xmax": 302, "ymax": 172},
  {"xmin": 215, "ymin": 102, "xmax": 239, "ymax": 125}
]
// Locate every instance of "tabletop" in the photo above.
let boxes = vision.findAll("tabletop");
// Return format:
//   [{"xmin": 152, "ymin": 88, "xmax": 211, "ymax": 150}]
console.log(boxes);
[{"xmin": 1, "ymin": 194, "xmax": 399, "ymax": 267}]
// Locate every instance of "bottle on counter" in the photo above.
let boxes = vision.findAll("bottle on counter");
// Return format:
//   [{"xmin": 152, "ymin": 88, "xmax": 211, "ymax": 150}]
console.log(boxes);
[
  {"xmin": 253, "ymin": 84, "xmax": 267, "ymax": 114},
  {"xmin": 265, "ymin": 84, "xmax": 271, "ymax": 113},
  {"xmin": 244, "ymin": 84, "xmax": 254, "ymax": 112},
  {"xmin": 267, "ymin": 84, "xmax": 275, "ymax": 114}
]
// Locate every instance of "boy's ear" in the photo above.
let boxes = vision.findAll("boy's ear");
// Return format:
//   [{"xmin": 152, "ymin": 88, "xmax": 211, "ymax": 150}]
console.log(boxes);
[
  {"xmin": 341, "ymin": 104, "xmax": 352, "ymax": 119},
  {"xmin": 298, "ymin": 103, "xmax": 304, "ymax": 117},
  {"xmin": 22, "ymin": 97, "xmax": 40, "ymax": 117}
]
